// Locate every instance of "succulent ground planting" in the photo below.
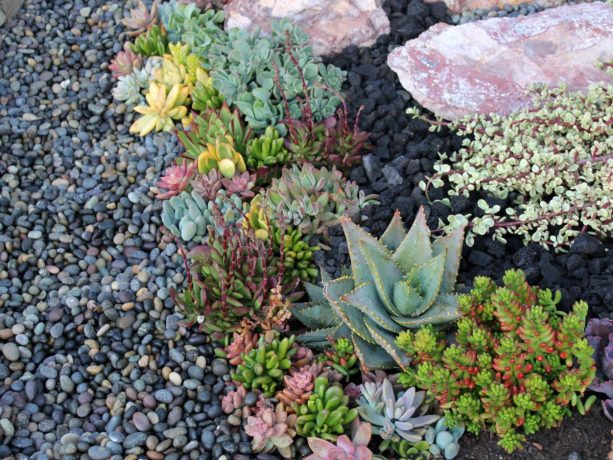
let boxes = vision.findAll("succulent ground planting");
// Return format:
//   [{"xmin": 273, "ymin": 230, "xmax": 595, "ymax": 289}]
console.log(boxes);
[{"xmin": 0, "ymin": 0, "xmax": 611, "ymax": 459}]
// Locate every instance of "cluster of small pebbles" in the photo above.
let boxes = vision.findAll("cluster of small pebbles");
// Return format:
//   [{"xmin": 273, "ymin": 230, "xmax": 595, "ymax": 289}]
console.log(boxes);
[
  {"xmin": 0, "ymin": 0, "xmax": 259, "ymax": 458},
  {"xmin": 450, "ymin": 0, "xmax": 594, "ymax": 24}
]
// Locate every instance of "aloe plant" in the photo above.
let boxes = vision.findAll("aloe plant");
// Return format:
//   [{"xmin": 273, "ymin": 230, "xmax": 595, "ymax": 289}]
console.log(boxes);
[{"xmin": 293, "ymin": 208, "xmax": 465, "ymax": 370}]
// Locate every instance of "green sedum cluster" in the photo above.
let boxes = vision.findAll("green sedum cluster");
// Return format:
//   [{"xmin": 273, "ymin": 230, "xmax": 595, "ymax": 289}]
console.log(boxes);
[
  {"xmin": 396, "ymin": 269, "xmax": 596, "ymax": 453},
  {"xmin": 415, "ymin": 81, "xmax": 613, "ymax": 250}
]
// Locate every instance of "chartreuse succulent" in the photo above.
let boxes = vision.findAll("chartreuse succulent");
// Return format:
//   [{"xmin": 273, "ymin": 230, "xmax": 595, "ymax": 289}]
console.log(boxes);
[
  {"xmin": 246, "ymin": 126, "xmax": 291, "ymax": 169},
  {"xmin": 196, "ymin": 135, "xmax": 247, "ymax": 178},
  {"xmin": 130, "ymin": 82, "xmax": 189, "ymax": 136},
  {"xmin": 131, "ymin": 24, "xmax": 168, "ymax": 57},
  {"xmin": 265, "ymin": 164, "xmax": 376, "ymax": 237},
  {"xmin": 232, "ymin": 335, "xmax": 297, "ymax": 397},
  {"xmin": 396, "ymin": 269, "xmax": 596, "ymax": 453},
  {"xmin": 160, "ymin": 190, "xmax": 243, "ymax": 242},
  {"xmin": 293, "ymin": 376, "xmax": 358, "ymax": 441},
  {"xmin": 178, "ymin": 103, "xmax": 252, "ymax": 160},
  {"xmin": 293, "ymin": 208, "xmax": 464, "ymax": 370},
  {"xmin": 358, "ymin": 379, "xmax": 439, "ymax": 445}
]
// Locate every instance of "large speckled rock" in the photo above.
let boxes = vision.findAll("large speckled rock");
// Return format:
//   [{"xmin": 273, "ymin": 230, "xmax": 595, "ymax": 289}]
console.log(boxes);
[
  {"xmin": 387, "ymin": 2, "xmax": 613, "ymax": 121},
  {"xmin": 423, "ymin": 0, "xmax": 563, "ymax": 14},
  {"xmin": 0, "ymin": 0, "xmax": 24, "ymax": 26},
  {"xmin": 224, "ymin": 0, "xmax": 390, "ymax": 56}
]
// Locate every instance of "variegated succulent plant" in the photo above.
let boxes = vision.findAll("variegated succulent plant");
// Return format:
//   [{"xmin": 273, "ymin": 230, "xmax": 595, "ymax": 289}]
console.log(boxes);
[
  {"xmin": 357, "ymin": 379, "xmax": 439, "ymax": 443},
  {"xmin": 130, "ymin": 82, "xmax": 189, "ymax": 136},
  {"xmin": 197, "ymin": 135, "xmax": 247, "ymax": 178},
  {"xmin": 293, "ymin": 208, "xmax": 465, "ymax": 370}
]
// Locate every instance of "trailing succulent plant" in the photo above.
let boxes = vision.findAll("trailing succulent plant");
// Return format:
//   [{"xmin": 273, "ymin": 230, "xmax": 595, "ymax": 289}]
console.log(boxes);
[
  {"xmin": 586, "ymin": 318, "xmax": 613, "ymax": 421},
  {"xmin": 121, "ymin": 0, "xmax": 158, "ymax": 36},
  {"xmin": 131, "ymin": 24, "xmax": 169, "ymax": 57},
  {"xmin": 174, "ymin": 221, "xmax": 281, "ymax": 338},
  {"xmin": 192, "ymin": 170, "xmax": 255, "ymax": 201},
  {"xmin": 293, "ymin": 208, "xmax": 464, "ymax": 370},
  {"xmin": 358, "ymin": 379, "xmax": 440, "ymax": 445},
  {"xmin": 232, "ymin": 335, "xmax": 297, "ymax": 397},
  {"xmin": 160, "ymin": 190, "xmax": 243, "ymax": 242},
  {"xmin": 109, "ymin": 47, "xmax": 143, "ymax": 79},
  {"xmin": 130, "ymin": 82, "xmax": 189, "ymax": 136},
  {"xmin": 396, "ymin": 269, "xmax": 596, "ymax": 452},
  {"xmin": 293, "ymin": 376, "xmax": 358, "ymax": 441},
  {"xmin": 245, "ymin": 402, "xmax": 297, "ymax": 458},
  {"xmin": 246, "ymin": 126, "xmax": 292, "ymax": 170},
  {"xmin": 207, "ymin": 20, "xmax": 344, "ymax": 133},
  {"xmin": 264, "ymin": 163, "xmax": 376, "ymax": 237},
  {"xmin": 383, "ymin": 416, "xmax": 464, "ymax": 460},
  {"xmin": 320, "ymin": 338, "xmax": 359, "ymax": 380},
  {"xmin": 196, "ymin": 135, "xmax": 247, "ymax": 178},
  {"xmin": 156, "ymin": 161, "xmax": 196, "ymax": 199},
  {"xmin": 178, "ymin": 103, "xmax": 252, "ymax": 160},
  {"xmin": 305, "ymin": 419, "xmax": 384, "ymax": 460}
]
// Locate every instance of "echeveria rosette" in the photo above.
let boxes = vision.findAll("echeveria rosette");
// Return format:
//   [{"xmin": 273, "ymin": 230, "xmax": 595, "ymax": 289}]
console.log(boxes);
[
  {"xmin": 306, "ymin": 420, "xmax": 384, "ymax": 460},
  {"xmin": 295, "ymin": 208, "xmax": 464, "ymax": 370},
  {"xmin": 586, "ymin": 318, "xmax": 613, "ymax": 421}
]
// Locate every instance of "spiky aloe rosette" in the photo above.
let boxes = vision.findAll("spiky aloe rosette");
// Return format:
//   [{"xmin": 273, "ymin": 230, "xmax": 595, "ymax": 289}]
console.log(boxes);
[
  {"xmin": 293, "ymin": 208, "xmax": 464, "ymax": 370},
  {"xmin": 173, "ymin": 219, "xmax": 282, "ymax": 339},
  {"xmin": 396, "ymin": 270, "xmax": 596, "ymax": 452}
]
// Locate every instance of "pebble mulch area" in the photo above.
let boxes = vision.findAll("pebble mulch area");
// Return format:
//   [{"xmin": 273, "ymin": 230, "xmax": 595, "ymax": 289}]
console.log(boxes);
[
  {"xmin": 323, "ymin": 0, "xmax": 613, "ymax": 319},
  {"xmin": 0, "ymin": 1, "xmax": 254, "ymax": 459}
]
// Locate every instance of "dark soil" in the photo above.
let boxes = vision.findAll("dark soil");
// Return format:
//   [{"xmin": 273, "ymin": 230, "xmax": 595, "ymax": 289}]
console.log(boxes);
[
  {"xmin": 318, "ymin": 0, "xmax": 613, "ymax": 458},
  {"xmin": 321, "ymin": 0, "xmax": 613, "ymax": 319},
  {"xmin": 458, "ymin": 406, "xmax": 611, "ymax": 460}
]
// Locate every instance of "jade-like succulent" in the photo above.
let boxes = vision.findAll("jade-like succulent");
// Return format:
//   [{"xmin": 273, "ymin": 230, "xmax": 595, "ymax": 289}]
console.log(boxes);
[
  {"xmin": 192, "ymin": 71, "xmax": 224, "ymax": 112},
  {"xmin": 131, "ymin": 24, "xmax": 169, "ymax": 57},
  {"xmin": 109, "ymin": 48, "xmax": 143, "ymax": 79},
  {"xmin": 178, "ymin": 103, "xmax": 253, "ymax": 160},
  {"xmin": 121, "ymin": 0, "xmax": 158, "ymax": 36},
  {"xmin": 306, "ymin": 419, "xmax": 383, "ymax": 460},
  {"xmin": 293, "ymin": 208, "xmax": 464, "ymax": 370},
  {"xmin": 130, "ymin": 82, "xmax": 189, "ymax": 136},
  {"xmin": 156, "ymin": 161, "xmax": 196, "ymax": 199},
  {"xmin": 246, "ymin": 126, "xmax": 292, "ymax": 169},
  {"xmin": 277, "ymin": 366, "xmax": 318, "ymax": 408},
  {"xmin": 245, "ymin": 403, "xmax": 297, "ymax": 458},
  {"xmin": 196, "ymin": 135, "xmax": 247, "ymax": 178},
  {"xmin": 160, "ymin": 190, "xmax": 243, "ymax": 242},
  {"xmin": 358, "ymin": 379, "xmax": 440, "ymax": 443},
  {"xmin": 232, "ymin": 335, "xmax": 297, "ymax": 397},
  {"xmin": 221, "ymin": 384, "xmax": 253, "ymax": 425},
  {"xmin": 264, "ymin": 163, "xmax": 376, "ymax": 237},
  {"xmin": 224, "ymin": 330, "xmax": 259, "ymax": 366},
  {"xmin": 293, "ymin": 376, "xmax": 358, "ymax": 441}
]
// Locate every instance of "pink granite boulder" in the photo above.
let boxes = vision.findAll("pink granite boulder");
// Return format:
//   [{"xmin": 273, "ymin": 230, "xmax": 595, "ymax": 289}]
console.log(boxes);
[
  {"xmin": 224, "ymin": 0, "xmax": 390, "ymax": 57},
  {"xmin": 387, "ymin": 2, "xmax": 613, "ymax": 121}
]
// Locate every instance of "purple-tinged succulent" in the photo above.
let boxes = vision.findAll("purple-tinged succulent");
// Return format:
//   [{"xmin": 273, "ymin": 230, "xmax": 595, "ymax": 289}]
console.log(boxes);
[
  {"xmin": 306, "ymin": 419, "xmax": 381, "ymax": 460},
  {"xmin": 156, "ymin": 161, "xmax": 196, "ymax": 199},
  {"xmin": 192, "ymin": 170, "xmax": 255, "ymax": 201},
  {"xmin": 586, "ymin": 318, "xmax": 613, "ymax": 421},
  {"xmin": 121, "ymin": 0, "xmax": 158, "ymax": 36},
  {"xmin": 109, "ymin": 48, "xmax": 143, "ymax": 79},
  {"xmin": 245, "ymin": 403, "xmax": 297, "ymax": 458},
  {"xmin": 222, "ymin": 171, "xmax": 256, "ymax": 199}
]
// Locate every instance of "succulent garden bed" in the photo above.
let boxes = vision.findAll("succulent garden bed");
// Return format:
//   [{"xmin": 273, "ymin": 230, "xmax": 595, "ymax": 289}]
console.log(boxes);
[{"xmin": 0, "ymin": 0, "xmax": 611, "ymax": 459}]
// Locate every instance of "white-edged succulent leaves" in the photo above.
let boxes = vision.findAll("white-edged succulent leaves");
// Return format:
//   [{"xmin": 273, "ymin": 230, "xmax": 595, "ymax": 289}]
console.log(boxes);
[{"xmin": 293, "ymin": 207, "xmax": 465, "ymax": 370}]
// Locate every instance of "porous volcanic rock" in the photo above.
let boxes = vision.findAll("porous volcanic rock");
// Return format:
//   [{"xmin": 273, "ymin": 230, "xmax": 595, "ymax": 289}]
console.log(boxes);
[
  {"xmin": 387, "ymin": 2, "xmax": 613, "ymax": 120},
  {"xmin": 224, "ymin": 0, "xmax": 390, "ymax": 56}
]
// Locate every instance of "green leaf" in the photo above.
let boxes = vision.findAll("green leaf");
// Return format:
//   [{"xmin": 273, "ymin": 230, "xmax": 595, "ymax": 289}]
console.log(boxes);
[
  {"xmin": 412, "ymin": 252, "xmax": 446, "ymax": 316},
  {"xmin": 291, "ymin": 301, "xmax": 339, "ymax": 330},
  {"xmin": 392, "ymin": 295, "xmax": 460, "ymax": 328},
  {"xmin": 432, "ymin": 227, "xmax": 465, "ymax": 293},
  {"xmin": 380, "ymin": 210, "xmax": 407, "ymax": 251},
  {"xmin": 352, "ymin": 334, "xmax": 399, "ymax": 370},
  {"xmin": 363, "ymin": 319, "xmax": 413, "ymax": 370},
  {"xmin": 393, "ymin": 207, "xmax": 432, "ymax": 272},
  {"xmin": 342, "ymin": 282, "xmax": 403, "ymax": 333},
  {"xmin": 324, "ymin": 277, "xmax": 372, "ymax": 342},
  {"xmin": 392, "ymin": 279, "xmax": 424, "ymax": 316},
  {"xmin": 341, "ymin": 217, "xmax": 381, "ymax": 285}
]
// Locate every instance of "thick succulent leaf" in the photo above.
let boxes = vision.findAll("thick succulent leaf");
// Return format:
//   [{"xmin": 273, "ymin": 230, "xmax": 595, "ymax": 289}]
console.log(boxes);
[
  {"xmin": 392, "ymin": 279, "xmax": 423, "ymax": 316},
  {"xmin": 358, "ymin": 405, "xmax": 389, "ymax": 427},
  {"xmin": 396, "ymin": 414, "xmax": 440, "ymax": 430},
  {"xmin": 352, "ymin": 333, "xmax": 399, "ymax": 370},
  {"xmin": 291, "ymin": 301, "xmax": 340, "ymax": 330},
  {"xmin": 396, "ymin": 430, "xmax": 426, "ymax": 443},
  {"xmin": 343, "ymin": 282, "xmax": 403, "ymax": 334},
  {"xmin": 392, "ymin": 295, "xmax": 460, "ymax": 328},
  {"xmin": 341, "ymin": 217, "xmax": 381, "ymax": 285},
  {"xmin": 297, "ymin": 324, "xmax": 343, "ymax": 348},
  {"xmin": 359, "ymin": 238, "xmax": 403, "ymax": 316},
  {"xmin": 304, "ymin": 281, "xmax": 326, "ymax": 303},
  {"xmin": 393, "ymin": 207, "xmax": 432, "ymax": 273},
  {"xmin": 411, "ymin": 252, "xmax": 446, "ymax": 317},
  {"xmin": 432, "ymin": 226, "xmax": 464, "ymax": 293},
  {"xmin": 325, "ymin": 277, "xmax": 372, "ymax": 341},
  {"xmin": 364, "ymin": 318, "xmax": 413, "ymax": 370},
  {"xmin": 380, "ymin": 210, "xmax": 406, "ymax": 252}
]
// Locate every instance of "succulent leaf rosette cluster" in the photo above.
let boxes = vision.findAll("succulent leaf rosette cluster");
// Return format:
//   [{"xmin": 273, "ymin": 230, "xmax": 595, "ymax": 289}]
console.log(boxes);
[{"xmin": 397, "ymin": 269, "xmax": 596, "ymax": 452}]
